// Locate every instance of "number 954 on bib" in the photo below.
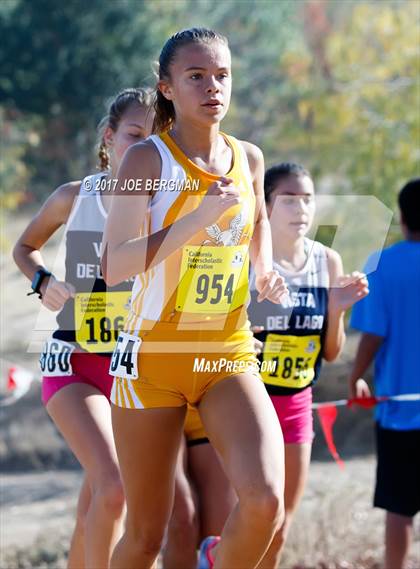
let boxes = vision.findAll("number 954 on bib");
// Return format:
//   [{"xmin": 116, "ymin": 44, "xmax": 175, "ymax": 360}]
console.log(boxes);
[{"xmin": 176, "ymin": 245, "xmax": 249, "ymax": 314}]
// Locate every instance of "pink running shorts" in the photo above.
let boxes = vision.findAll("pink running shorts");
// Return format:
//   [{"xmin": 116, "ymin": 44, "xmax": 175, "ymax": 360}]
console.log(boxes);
[
  {"xmin": 270, "ymin": 387, "xmax": 314, "ymax": 444},
  {"xmin": 42, "ymin": 352, "xmax": 113, "ymax": 405}
]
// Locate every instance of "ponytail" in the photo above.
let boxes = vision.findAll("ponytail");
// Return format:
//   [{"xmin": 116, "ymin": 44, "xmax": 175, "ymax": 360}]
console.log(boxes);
[
  {"xmin": 98, "ymin": 139, "xmax": 110, "ymax": 171},
  {"xmin": 152, "ymin": 90, "xmax": 175, "ymax": 134}
]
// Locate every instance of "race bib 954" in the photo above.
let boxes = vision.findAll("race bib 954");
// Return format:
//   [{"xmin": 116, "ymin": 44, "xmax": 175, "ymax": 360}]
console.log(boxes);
[{"xmin": 175, "ymin": 245, "xmax": 249, "ymax": 314}]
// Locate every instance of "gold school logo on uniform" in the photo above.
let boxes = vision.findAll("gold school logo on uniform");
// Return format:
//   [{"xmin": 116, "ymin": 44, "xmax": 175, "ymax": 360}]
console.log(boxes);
[{"xmin": 203, "ymin": 205, "xmax": 249, "ymax": 246}]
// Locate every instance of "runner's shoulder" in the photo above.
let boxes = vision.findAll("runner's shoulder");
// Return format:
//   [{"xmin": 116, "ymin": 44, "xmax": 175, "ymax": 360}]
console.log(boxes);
[
  {"xmin": 54, "ymin": 180, "xmax": 82, "ymax": 199},
  {"xmin": 237, "ymin": 140, "xmax": 264, "ymax": 177},
  {"xmin": 325, "ymin": 246, "xmax": 342, "ymax": 265},
  {"xmin": 121, "ymin": 138, "xmax": 162, "ymax": 178},
  {"xmin": 325, "ymin": 247, "xmax": 343, "ymax": 276},
  {"xmin": 46, "ymin": 180, "xmax": 82, "ymax": 222}
]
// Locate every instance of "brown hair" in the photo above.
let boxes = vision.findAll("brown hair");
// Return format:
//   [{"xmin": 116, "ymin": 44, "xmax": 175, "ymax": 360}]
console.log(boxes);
[
  {"xmin": 264, "ymin": 162, "xmax": 312, "ymax": 204},
  {"xmin": 97, "ymin": 87, "xmax": 154, "ymax": 171},
  {"xmin": 152, "ymin": 28, "xmax": 229, "ymax": 134}
]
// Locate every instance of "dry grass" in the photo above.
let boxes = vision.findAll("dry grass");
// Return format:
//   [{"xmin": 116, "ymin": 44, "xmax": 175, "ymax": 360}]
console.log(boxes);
[{"xmin": 1, "ymin": 461, "xmax": 419, "ymax": 568}]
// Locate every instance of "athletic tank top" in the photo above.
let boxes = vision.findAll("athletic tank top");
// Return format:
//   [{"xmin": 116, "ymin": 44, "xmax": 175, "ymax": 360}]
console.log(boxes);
[
  {"xmin": 125, "ymin": 132, "xmax": 256, "ymax": 335},
  {"xmin": 54, "ymin": 173, "xmax": 133, "ymax": 353},
  {"xmin": 248, "ymin": 239, "xmax": 329, "ymax": 394}
]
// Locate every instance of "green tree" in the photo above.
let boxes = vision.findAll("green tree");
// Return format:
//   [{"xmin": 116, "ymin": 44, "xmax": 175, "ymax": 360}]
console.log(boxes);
[
  {"xmin": 276, "ymin": 1, "xmax": 419, "ymax": 209},
  {"xmin": 0, "ymin": 0, "xmax": 158, "ymax": 201}
]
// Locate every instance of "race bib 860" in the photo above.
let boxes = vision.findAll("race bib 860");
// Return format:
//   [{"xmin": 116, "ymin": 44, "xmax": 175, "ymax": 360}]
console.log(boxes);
[{"xmin": 39, "ymin": 338, "xmax": 75, "ymax": 377}]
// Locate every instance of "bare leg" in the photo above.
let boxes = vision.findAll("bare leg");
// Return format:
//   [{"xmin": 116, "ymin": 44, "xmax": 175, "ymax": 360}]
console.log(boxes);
[
  {"xmin": 163, "ymin": 438, "xmax": 199, "ymax": 569},
  {"xmin": 189, "ymin": 442, "xmax": 237, "ymax": 538},
  {"xmin": 110, "ymin": 405, "xmax": 186, "ymax": 569},
  {"xmin": 199, "ymin": 374, "xmax": 285, "ymax": 569},
  {"xmin": 67, "ymin": 476, "xmax": 91, "ymax": 569},
  {"xmin": 47, "ymin": 384, "xmax": 125, "ymax": 569},
  {"xmin": 257, "ymin": 443, "xmax": 312, "ymax": 568},
  {"xmin": 385, "ymin": 511, "xmax": 414, "ymax": 569}
]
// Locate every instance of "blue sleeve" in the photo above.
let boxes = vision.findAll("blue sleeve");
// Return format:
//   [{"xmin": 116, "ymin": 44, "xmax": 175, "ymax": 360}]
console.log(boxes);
[{"xmin": 350, "ymin": 253, "xmax": 387, "ymax": 337}]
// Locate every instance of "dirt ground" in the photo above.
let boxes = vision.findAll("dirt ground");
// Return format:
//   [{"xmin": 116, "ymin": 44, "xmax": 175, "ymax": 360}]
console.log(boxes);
[
  {"xmin": 3, "ymin": 459, "xmax": 418, "ymax": 569},
  {"xmin": 1, "ymin": 212, "xmax": 419, "ymax": 568}
]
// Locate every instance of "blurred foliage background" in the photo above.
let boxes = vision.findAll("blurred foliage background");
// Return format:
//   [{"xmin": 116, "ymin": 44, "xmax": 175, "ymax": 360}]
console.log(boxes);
[{"xmin": 0, "ymin": 0, "xmax": 419, "ymax": 235}]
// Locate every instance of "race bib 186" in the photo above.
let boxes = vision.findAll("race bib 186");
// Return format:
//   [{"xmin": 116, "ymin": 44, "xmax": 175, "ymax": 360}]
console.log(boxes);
[
  {"xmin": 261, "ymin": 333, "xmax": 321, "ymax": 389},
  {"xmin": 175, "ymin": 245, "xmax": 249, "ymax": 314},
  {"xmin": 74, "ymin": 291, "xmax": 131, "ymax": 352},
  {"xmin": 109, "ymin": 331, "xmax": 141, "ymax": 380},
  {"xmin": 39, "ymin": 338, "xmax": 75, "ymax": 377}
]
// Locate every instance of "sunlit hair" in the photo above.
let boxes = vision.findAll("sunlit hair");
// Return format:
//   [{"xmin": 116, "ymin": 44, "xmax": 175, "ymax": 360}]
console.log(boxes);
[
  {"xmin": 97, "ymin": 87, "xmax": 154, "ymax": 171},
  {"xmin": 153, "ymin": 28, "xmax": 229, "ymax": 134}
]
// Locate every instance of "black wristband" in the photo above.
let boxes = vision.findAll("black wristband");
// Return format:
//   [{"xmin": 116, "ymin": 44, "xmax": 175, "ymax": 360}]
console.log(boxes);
[{"xmin": 28, "ymin": 269, "xmax": 52, "ymax": 299}]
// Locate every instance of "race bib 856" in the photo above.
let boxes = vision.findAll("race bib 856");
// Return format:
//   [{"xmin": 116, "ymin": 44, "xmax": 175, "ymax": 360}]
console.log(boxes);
[{"xmin": 261, "ymin": 333, "xmax": 321, "ymax": 389}]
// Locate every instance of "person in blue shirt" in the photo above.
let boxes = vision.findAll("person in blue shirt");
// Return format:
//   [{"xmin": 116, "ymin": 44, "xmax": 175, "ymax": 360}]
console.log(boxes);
[{"xmin": 349, "ymin": 178, "xmax": 420, "ymax": 569}]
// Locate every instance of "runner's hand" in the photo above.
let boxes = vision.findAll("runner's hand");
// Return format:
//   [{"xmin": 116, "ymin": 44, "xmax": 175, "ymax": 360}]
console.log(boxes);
[
  {"xmin": 194, "ymin": 177, "xmax": 241, "ymax": 227},
  {"xmin": 251, "ymin": 325, "xmax": 264, "ymax": 355},
  {"xmin": 349, "ymin": 377, "xmax": 371, "ymax": 400},
  {"xmin": 329, "ymin": 271, "xmax": 369, "ymax": 312},
  {"xmin": 40, "ymin": 276, "xmax": 75, "ymax": 311},
  {"xmin": 255, "ymin": 270, "xmax": 289, "ymax": 304}
]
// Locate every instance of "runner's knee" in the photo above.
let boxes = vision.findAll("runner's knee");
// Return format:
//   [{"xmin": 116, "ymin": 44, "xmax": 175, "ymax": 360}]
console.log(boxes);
[
  {"xmin": 169, "ymin": 492, "xmax": 198, "ymax": 539},
  {"xmin": 92, "ymin": 476, "xmax": 125, "ymax": 518},
  {"xmin": 240, "ymin": 485, "xmax": 284, "ymax": 527},
  {"xmin": 126, "ymin": 526, "xmax": 166, "ymax": 560}
]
